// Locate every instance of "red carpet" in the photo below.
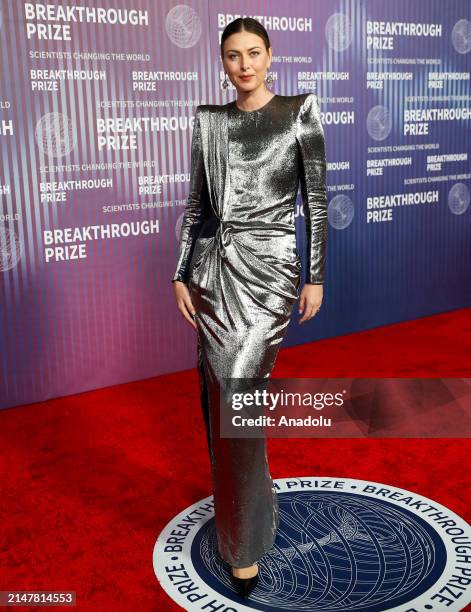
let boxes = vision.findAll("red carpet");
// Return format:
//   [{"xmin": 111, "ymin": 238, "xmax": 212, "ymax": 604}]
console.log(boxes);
[{"xmin": 1, "ymin": 307, "xmax": 470, "ymax": 611}]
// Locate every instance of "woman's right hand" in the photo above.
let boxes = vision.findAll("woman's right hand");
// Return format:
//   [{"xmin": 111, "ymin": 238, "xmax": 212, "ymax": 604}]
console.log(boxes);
[{"xmin": 173, "ymin": 281, "xmax": 197, "ymax": 330}]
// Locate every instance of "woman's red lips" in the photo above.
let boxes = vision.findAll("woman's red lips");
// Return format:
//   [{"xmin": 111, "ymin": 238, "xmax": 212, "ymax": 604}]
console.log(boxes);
[{"xmin": 240, "ymin": 75, "xmax": 254, "ymax": 80}]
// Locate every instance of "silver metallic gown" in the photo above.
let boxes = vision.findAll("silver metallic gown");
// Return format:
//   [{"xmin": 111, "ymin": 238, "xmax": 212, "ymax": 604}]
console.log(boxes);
[{"xmin": 172, "ymin": 93, "xmax": 327, "ymax": 568}]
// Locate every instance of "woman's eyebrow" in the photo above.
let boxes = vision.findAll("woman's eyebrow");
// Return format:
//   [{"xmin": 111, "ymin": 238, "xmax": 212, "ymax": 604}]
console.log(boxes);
[{"xmin": 226, "ymin": 46, "xmax": 263, "ymax": 53}]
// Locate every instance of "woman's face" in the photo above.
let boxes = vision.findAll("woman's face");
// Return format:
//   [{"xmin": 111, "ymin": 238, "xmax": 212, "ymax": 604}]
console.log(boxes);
[{"xmin": 222, "ymin": 30, "xmax": 272, "ymax": 93}]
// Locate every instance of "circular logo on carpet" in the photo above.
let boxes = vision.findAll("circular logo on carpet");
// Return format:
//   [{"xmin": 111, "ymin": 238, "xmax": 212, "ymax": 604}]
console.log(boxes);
[{"xmin": 153, "ymin": 477, "xmax": 471, "ymax": 611}]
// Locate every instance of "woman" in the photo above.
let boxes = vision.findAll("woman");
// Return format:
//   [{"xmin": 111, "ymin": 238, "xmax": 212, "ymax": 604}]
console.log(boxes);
[{"xmin": 172, "ymin": 17, "xmax": 327, "ymax": 599}]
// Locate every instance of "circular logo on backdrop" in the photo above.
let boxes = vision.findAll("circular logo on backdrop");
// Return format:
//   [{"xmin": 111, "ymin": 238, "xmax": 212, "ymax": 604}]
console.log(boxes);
[
  {"xmin": 448, "ymin": 182, "xmax": 470, "ymax": 215},
  {"xmin": 328, "ymin": 195, "xmax": 354, "ymax": 230},
  {"xmin": 0, "ymin": 224, "xmax": 22, "ymax": 271},
  {"xmin": 452, "ymin": 19, "xmax": 471, "ymax": 54},
  {"xmin": 153, "ymin": 477, "xmax": 471, "ymax": 611},
  {"xmin": 367, "ymin": 105, "xmax": 393, "ymax": 141},
  {"xmin": 166, "ymin": 5, "xmax": 202, "ymax": 49},
  {"xmin": 325, "ymin": 13, "xmax": 353, "ymax": 52},
  {"xmin": 35, "ymin": 112, "xmax": 76, "ymax": 158}
]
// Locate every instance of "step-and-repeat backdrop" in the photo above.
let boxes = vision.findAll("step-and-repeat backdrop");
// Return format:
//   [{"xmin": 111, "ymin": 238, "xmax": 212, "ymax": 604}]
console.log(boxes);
[{"xmin": 1, "ymin": 0, "xmax": 470, "ymax": 409}]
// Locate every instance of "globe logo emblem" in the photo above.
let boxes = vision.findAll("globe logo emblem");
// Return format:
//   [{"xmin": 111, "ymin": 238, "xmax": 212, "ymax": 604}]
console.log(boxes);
[
  {"xmin": 166, "ymin": 5, "xmax": 202, "ymax": 49},
  {"xmin": 194, "ymin": 491, "xmax": 446, "ymax": 610},
  {"xmin": 328, "ymin": 195, "xmax": 354, "ymax": 230},
  {"xmin": 325, "ymin": 13, "xmax": 353, "ymax": 52},
  {"xmin": 448, "ymin": 182, "xmax": 470, "ymax": 215},
  {"xmin": 0, "ymin": 224, "xmax": 22, "ymax": 271},
  {"xmin": 452, "ymin": 19, "xmax": 471, "ymax": 54},
  {"xmin": 35, "ymin": 112, "xmax": 76, "ymax": 158},
  {"xmin": 154, "ymin": 478, "xmax": 471, "ymax": 611},
  {"xmin": 367, "ymin": 105, "xmax": 392, "ymax": 141}
]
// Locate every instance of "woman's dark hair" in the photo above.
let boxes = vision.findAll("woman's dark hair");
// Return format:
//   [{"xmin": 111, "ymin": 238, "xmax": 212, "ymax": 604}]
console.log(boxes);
[{"xmin": 220, "ymin": 18, "xmax": 271, "ymax": 60}]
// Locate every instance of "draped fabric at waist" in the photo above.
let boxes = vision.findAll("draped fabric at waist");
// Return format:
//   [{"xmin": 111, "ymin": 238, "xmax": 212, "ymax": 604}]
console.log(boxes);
[
  {"xmin": 189, "ymin": 213, "xmax": 301, "ymax": 314},
  {"xmin": 196, "ymin": 214, "xmax": 297, "ymax": 259}
]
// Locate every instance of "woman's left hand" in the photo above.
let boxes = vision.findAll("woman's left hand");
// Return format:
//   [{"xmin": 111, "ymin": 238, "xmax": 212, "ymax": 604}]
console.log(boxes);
[{"xmin": 298, "ymin": 284, "xmax": 323, "ymax": 324}]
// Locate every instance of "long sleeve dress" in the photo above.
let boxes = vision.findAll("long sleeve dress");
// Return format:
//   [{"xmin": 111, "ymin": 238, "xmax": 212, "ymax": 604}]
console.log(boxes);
[{"xmin": 172, "ymin": 92, "xmax": 327, "ymax": 568}]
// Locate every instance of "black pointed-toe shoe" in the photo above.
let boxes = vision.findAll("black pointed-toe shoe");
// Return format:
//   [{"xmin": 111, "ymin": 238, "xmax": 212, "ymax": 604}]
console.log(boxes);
[{"xmin": 230, "ymin": 570, "xmax": 259, "ymax": 598}]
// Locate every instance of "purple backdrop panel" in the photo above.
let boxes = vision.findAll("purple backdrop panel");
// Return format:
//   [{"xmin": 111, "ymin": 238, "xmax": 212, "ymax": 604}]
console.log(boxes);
[{"xmin": 0, "ymin": 0, "xmax": 470, "ymax": 409}]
